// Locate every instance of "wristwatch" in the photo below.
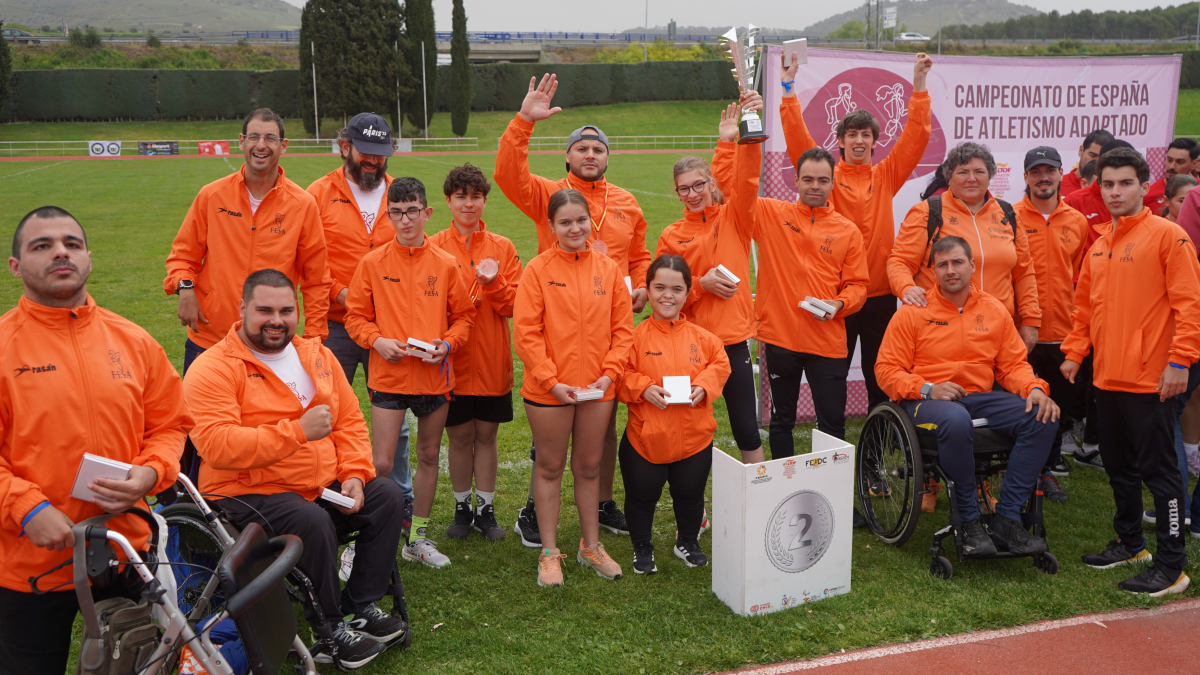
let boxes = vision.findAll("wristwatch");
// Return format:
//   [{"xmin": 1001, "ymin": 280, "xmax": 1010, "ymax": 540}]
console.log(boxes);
[
  {"xmin": 176, "ymin": 279, "xmax": 194, "ymax": 294},
  {"xmin": 921, "ymin": 383, "xmax": 934, "ymax": 400}
]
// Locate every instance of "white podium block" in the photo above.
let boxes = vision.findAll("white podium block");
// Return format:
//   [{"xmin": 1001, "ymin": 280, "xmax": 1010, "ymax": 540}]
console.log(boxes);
[{"xmin": 711, "ymin": 430, "xmax": 855, "ymax": 616}]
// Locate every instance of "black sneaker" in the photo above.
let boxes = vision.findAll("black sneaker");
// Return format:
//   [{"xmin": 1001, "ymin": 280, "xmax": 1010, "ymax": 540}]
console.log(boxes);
[
  {"xmin": 1081, "ymin": 540, "xmax": 1152, "ymax": 569},
  {"xmin": 1047, "ymin": 460, "xmax": 1070, "ymax": 477},
  {"xmin": 447, "ymin": 498, "xmax": 473, "ymax": 540},
  {"xmin": 632, "ymin": 542, "xmax": 657, "ymax": 575},
  {"xmin": 472, "ymin": 503, "xmax": 506, "ymax": 541},
  {"xmin": 1039, "ymin": 473, "xmax": 1068, "ymax": 503},
  {"xmin": 346, "ymin": 602, "xmax": 407, "ymax": 643},
  {"xmin": 1074, "ymin": 446, "xmax": 1105, "ymax": 471},
  {"xmin": 960, "ymin": 518, "xmax": 997, "ymax": 557},
  {"xmin": 598, "ymin": 500, "xmax": 629, "ymax": 535},
  {"xmin": 514, "ymin": 501, "xmax": 541, "ymax": 548},
  {"xmin": 988, "ymin": 514, "xmax": 1048, "ymax": 554},
  {"xmin": 1117, "ymin": 563, "xmax": 1191, "ymax": 597},
  {"xmin": 852, "ymin": 508, "xmax": 867, "ymax": 529},
  {"xmin": 673, "ymin": 537, "xmax": 708, "ymax": 567},
  {"xmin": 311, "ymin": 622, "xmax": 387, "ymax": 670}
]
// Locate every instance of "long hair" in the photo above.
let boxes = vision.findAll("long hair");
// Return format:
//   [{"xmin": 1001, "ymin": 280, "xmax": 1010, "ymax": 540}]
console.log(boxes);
[{"xmin": 672, "ymin": 156, "xmax": 724, "ymax": 205}]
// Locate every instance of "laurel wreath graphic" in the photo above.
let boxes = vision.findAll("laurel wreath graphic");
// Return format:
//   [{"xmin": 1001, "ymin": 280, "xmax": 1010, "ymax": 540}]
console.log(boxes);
[
  {"xmin": 769, "ymin": 509, "xmax": 793, "ymax": 567},
  {"xmin": 807, "ymin": 504, "xmax": 833, "ymax": 564}
]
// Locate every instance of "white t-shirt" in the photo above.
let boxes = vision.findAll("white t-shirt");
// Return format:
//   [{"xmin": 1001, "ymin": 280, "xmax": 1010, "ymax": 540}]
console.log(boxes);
[
  {"xmin": 247, "ymin": 187, "xmax": 263, "ymax": 216},
  {"xmin": 248, "ymin": 342, "xmax": 316, "ymax": 410},
  {"xmin": 347, "ymin": 176, "xmax": 386, "ymax": 234}
]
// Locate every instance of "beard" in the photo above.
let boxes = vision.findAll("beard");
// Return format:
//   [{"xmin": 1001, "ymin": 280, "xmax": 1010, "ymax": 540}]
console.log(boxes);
[
  {"xmin": 34, "ymin": 261, "xmax": 89, "ymax": 300},
  {"xmin": 345, "ymin": 151, "xmax": 387, "ymax": 191},
  {"xmin": 244, "ymin": 321, "xmax": 293, "ymax": 353}
]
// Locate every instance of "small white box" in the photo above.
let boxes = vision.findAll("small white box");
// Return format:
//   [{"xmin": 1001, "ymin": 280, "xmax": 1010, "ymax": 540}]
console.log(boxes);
[
  {"xmin": 805, "ymin": 297, "xmax": 837, "ymax": 314},
  {"xmin": 716, "ymin": 264, "xmax": 741, "ymax": 285},
  {"xmin": 71, "ymin": 453, "xmax": 132, "ymax": 502},
  {"xmin": 407, "ymin": 337, "xmax": 436, "ymax": 352},
  {"xmin": 321, "ymin": 487, "xmax": 356, "ymax": 509},
  {"xmin": 663, "ymin": 376, "xmax": 692, "ymax": 404},
  {"xmin": 799, "ymin": 300, "xmax": 827, "ymax": 318},
  {"xmin": 624, "ymin": 276, "xmax": 633, "ymax": 294},
  {"xmin": 972, "ymin": 418, "xmax": 989, "ymax": 428},
  {"xmin": 783, "ymin": 38, "xmax": 808, "ymax": 67},
  {"xmin": 574, "ymin": 387, "xmax": 604, "ymax": 402}
]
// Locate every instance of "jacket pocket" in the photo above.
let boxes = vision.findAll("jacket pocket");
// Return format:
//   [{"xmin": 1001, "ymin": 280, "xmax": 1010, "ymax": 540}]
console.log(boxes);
[{"xmin": 1132, "ymin": 328, "xmax": 1147, "ymax": 368}]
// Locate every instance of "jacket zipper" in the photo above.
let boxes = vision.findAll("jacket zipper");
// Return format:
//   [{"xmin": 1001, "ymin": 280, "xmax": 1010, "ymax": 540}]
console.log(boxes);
[
  {"xmin": 969, "ymin": 210, "xmax": 985, "ymax": 293},
  {"xmin": 577, "ymin": 252, "xmax": 586, "ymax": 388},
  {"xmin": 69, "ymin": 314, "xmax": 100, "ymax": 457}
]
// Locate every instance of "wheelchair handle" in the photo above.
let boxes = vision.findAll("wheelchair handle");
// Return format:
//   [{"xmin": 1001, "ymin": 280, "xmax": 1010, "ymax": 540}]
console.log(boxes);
[{"xmin": 222, "ymin": 534, "xmax": 303, "ymax": 619}]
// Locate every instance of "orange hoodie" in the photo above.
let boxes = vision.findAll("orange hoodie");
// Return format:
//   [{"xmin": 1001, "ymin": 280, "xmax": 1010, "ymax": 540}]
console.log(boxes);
[
  {"xmin": 889, "ymin": 193, "xmax": 1041, "ymax": 328},
  {"xmin": 1062, "ymin": 208, "xmax": 1200, "ymax": 393},
  {"xmin": 495, "ymin": 114, "xmax": 652, "ymax": 288},
  {"xmin": 618, "ymin": 316, "xmax": 731, "ymax": 463},
  {"xmin": 0, "ymin": 295, "xmax": 192, "ymax": 592},
  {"xmin": 876, "ymin": 285, "xmax": 1049, "ymax": 401},
  {"xmin": 306, "ymin": 167, "xmax": 395, "ymax": 325},
  {"xmin": 752, "ymin": 199, "xmax": 870, "ymax": 358},
  {"xmin": 184, "ymin": 325, "xmax": 374, "ymax": 501},
  {"xmin": 780, "ymin": 90, "xmax": 932, "ymax": 297},
  {"xmin": 165, "ymin": 165, "xmax": 332, "ymax": 348},
  {"xmin": 1014, "ymin": 196, "xmax": 1088, "ymax": 342},
  {"xmin": 343, "ymin": 237, "xmax": 476, "ymax": 396},
  {"xmin": 428, "ymin": 221, "xmax": 522, "ymax": 396},
  {"xmin": 655, "ymin": 141, "xmax": 758, "ymax": 345},
  {"xmin": 513, "ymin": 243, "xmax": 635, "ymax": 405}
]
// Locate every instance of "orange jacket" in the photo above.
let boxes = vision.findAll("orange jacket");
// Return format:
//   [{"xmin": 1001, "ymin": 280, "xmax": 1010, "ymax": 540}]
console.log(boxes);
[
  {"xmin": 495, "ymin": 114, "xmax": 652, "ymax": 287},
  {"xmin": 0, "ymin": 296, "xmax": 192, "ymax": 592},
  {"xmin": 655, "ymin": 141, "xmax": 758, "ymax": 345},
  {"xmin": 1015, "ymin": 196, "xmax": 1089, "ymax": 342},
  {"xmin": 618, "ymin": 316, "xmax": 731, "ymax": 463},
  {"xmin": 780, "ymin": 90, "xmax": 932, "ymax": 297},
  {"xmin": 752, "ymin": 200, "xmax": 870, "ymax": 357},
  {"xmin": 306, "ymin": 167, "xmax": 395, "ymax": 325},
  {"xmin": 1062, "ymin": 208, "xmax": 1200, "ymax": 393},
  {"xmin": 184, "ymin": 325, "xmax": 374, "ymax": 501},
  {"xmin": 1060, "ymin": 167, "xmax": 1084, "ymax": 197},
  {"xmin": 165, "ymin": 165, "xmax": 331, "ymax": 348},
  {"xmin": 428, "ymin": 222, "xmax": 522, "ymax": 396},
  {"xmin": 344, "ymin": 237, "xmax": 476, "ymax": 396},
  {"xmin": 889, "ymin": 194, "xmax": 1041, "ymax": 328},
  {"xmin": 876, "ymin": 285, "xmax": 1049, "ymax": 401},
  {"xmin": 513, "ymin": 243, "xmax": 635, "ymax": 405}
]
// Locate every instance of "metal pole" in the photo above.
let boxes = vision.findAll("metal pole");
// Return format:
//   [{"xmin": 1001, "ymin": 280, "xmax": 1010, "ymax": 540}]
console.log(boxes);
[
  {"xmin": 644, "ymin": 0, "xmax": 648, "ymax": 62},
  {"xmin": 421, "ymin": 40, "xmax": 429, "ymax": 140},
  {"xmin": 311, "ymin": 41, "xmax": 319, "ymax": 141},
  {"xmin": 938, "ymin": 11, "xmax": 942, "ymax": 55},
  {"xmin": 1195, "ymin": 2, "xmax": 1199, "ymax": 49},
  {"xmin": 396, "ymin": 40, "xmax": 402, "ymax": 139}
]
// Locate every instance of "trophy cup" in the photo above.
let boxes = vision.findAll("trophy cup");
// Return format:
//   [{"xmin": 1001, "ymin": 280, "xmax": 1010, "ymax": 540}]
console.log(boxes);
[{"xmin": 721, "ymin": 25, "xmax": 769, "ymax": 145}]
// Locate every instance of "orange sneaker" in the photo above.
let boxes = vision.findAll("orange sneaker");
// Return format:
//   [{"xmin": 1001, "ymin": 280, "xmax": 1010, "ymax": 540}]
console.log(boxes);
[
  {"xmin": 578, "ymin": 539, "xmax": 622, "ymax": 580},
  {"xmin": 977, "ymin": 479, "xmax": 998, "ymax": 513},
  {"xmin": 921, "ymin": 478, "xmax": 941, "ymax": 513},
  {"xmin": 537, "ymin": 548, "xmax": 566, "ymax": 587}
]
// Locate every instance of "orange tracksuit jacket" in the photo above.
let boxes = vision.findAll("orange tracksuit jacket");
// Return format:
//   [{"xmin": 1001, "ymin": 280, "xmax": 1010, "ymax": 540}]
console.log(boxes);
[
  {"xmin": 752, "ymin": 200, "xmax": 870, "ymax": 358},
  {"xmin": 889, "ymin": 193, "xmax": 1041, "ymax": 328},
  {"xmin": 0, "ymin": 296, "xmax": 192, "ymax": 592},
  {"xmin": 618, "ymin": 316, "xmax": 731, "ymax": 463},
  {"xmin": 780, "ymin": 90, "xmax": 932, "ymax": 297},
  {"xmin": 165, "ymin": 165, "xmax": 332, "ymax": 348},
  {"xmin": 513, "ymin": 243, "xmax": 635, "ymax": 405},
  {"xmin": 344, "ymin": 237, "xmax": 476, "ymax": 396},
  {"xmin": 654, "ymin": 141, "xmax": 758, "ymax": 345},
  {"xmin": 876, "ymin": 286, "xmax": 1050, "ymax": 402},
  {"xmin": 184, "ymin": 326, "xmax": 374, "ymax": 501},
  {"xmin": 1062, "ymin": 208, "xmax": 1200, "ymax": 393},
  {"xmin": 428, "ymin": 222, "xmax": 522, "ymax": 396},
  {"xmin": 1014, "ymin": 196, "xmax": 1089, "ymax": 342},
  {"xmin": 306, "ymin": 167, "xmax": 395, "ymax": 326},
  {"xmin": 495, "ymin": 114, "xmax": 652, "ymax": 288}
]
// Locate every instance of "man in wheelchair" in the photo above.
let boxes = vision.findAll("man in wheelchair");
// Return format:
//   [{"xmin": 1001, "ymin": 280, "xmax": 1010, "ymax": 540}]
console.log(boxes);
[
  {"xmin": 877, "ymin": 235, "xmax": 1060, "ymax": 557},
  {"xmin": 184, "ymin": 269, "xmax": 406, "ymax": 671}
]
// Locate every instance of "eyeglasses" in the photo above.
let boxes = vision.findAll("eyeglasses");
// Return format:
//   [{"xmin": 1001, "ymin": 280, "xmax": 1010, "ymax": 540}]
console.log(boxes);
[
  {"xmin": 675, "ymin": 180, "xmax": 708, "ymax": 196},
  {"xmin": 387, "ymin": 207, "xmax": 426, "ymax": 222},
  {"xmin": 244, "ymin": 134, "xmax": 282, "ymax": 145}
]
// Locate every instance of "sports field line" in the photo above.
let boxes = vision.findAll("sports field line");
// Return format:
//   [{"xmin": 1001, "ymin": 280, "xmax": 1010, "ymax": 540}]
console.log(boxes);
[
  {"xmin": 0, "ymin": 161, "xmax": 67, "ymax": 178},
  {"xmin": 0, "ymin": 148, "xmax": 714, "ymax": 163}
]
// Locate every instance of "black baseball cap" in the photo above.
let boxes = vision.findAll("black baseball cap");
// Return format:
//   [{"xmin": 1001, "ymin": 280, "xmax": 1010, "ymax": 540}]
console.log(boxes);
[
  {"xmin": 347, "ymin": 112, "xmax": 394, "ymax": 156},
  {"xmin": 1024, "ymin": 146, "xmax": 1062, "ymax": 171}
]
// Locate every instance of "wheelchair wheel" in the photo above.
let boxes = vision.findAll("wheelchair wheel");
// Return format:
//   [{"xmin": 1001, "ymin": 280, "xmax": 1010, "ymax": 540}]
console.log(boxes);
[
  {"xmin": 856, "ymin": 402, "xmax": 923, "ymax": 546},
  {"xmin": 930, "ymin": 555, "xmax": 954, "ymax": 580},
  {"xmin": 1034, "ymin": 552, "xmax": 1059, "ymax": 575},
  {"xmin": 159, "ymin": 503, "xmax": 229, "ymax": 617}
]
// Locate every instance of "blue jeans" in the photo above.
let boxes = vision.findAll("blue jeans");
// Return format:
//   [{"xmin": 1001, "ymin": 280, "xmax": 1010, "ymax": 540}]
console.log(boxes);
[
  {"xmin": 902, "ymin": 390, "xmax": 1057, "ymax": 522},
  {"xmin": 1173, "ymin": 363, "xmax": 1200, "ymax": 520}
]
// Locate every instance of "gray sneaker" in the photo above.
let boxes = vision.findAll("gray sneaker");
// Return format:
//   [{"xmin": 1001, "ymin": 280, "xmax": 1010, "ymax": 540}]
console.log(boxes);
[
  {"xmin": 402, "ymin": 538, "xmax": 451, "ymax": 569},
  {"xmin": 1073, "ymin": 446, "xmax": 1105, "ymax": 471}
]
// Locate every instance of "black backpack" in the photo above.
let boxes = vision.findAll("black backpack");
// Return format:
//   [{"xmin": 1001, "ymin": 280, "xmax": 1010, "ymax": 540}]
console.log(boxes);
[{"xmin": 924, "ymin": 194, "xmax": 1019, "ymax": 268}]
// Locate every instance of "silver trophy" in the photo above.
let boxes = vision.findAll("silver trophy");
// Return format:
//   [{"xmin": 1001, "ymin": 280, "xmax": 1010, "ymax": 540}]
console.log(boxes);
[{"xmin": 721, "ymin": 25, "xmax": 769, "ymax": 145}]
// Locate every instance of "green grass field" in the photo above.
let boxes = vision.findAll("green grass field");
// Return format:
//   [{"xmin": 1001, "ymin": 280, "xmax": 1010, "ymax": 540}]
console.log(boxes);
[{"xmin": 2, "ymin": 149, "xmax": 1198, "ymax": 675}]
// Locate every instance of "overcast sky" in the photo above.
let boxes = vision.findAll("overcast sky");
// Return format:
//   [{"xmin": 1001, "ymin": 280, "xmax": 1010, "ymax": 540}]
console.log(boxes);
[{"xmin": 280, "ymin": 0, "xmax": 1193, "ymax": 32}]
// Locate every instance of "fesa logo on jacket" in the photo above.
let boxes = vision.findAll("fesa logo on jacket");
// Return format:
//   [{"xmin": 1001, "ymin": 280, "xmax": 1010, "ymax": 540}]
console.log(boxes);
[
  {"xmin": 425, "ymin": 275, "xmax": 439, "ymax": 296},
  {"xmin": 593, "ymin": 276, "xmax": 606, "ymax": 296}
]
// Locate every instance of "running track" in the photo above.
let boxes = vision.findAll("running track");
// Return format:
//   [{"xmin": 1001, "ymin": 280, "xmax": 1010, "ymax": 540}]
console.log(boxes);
[{"xmin": 725, "ymin": 597, "xmax": 1200, "ymax": 674}]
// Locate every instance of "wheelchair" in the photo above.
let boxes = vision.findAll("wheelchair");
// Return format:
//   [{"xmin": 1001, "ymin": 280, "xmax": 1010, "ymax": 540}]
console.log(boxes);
[
  {"xmin": 855, "ymin": 401, "xmax": 1059, "ymax": 579},
  {"xmin": 156, "ymin": 476, "xmax": 412, "ymax": 668}
]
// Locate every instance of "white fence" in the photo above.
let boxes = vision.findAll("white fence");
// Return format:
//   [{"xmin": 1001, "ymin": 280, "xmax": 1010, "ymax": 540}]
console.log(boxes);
[
  {"xmin": 518, "ymin": 135, "xmax": 721, "ymax": 151},
  {"xmin": 0, "ymin": 137, "xmax": 479, "ymax": 158}
]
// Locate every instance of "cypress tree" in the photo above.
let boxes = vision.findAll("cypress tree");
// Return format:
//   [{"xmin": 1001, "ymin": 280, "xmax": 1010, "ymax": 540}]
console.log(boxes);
[
  {"xmin": 449, "ymin": 0, "xmax": 471, "ymax": 137},
  {"xmin": 403, "ymin": 0, "xmax": 437, "ymax": 132},
  {"xmin": 0, "ymin": 22, "xmax": 12, "ymax": 119}
]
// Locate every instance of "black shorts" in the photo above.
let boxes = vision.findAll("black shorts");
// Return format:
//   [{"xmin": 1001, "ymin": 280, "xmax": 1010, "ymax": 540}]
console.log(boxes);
[
  {"xmin": 523, "ymin": 397, "xmax": 569, "ymax": 408},
  {"xmin": 446, "ymin": 393, "xmax": 515, "ymax": 427},
  {"xmin": 368, "ymin": 389, "xmax": 453, "ymax": 417}
]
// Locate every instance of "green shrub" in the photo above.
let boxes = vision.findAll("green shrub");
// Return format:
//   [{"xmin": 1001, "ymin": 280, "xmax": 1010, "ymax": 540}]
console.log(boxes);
[{"xmin": 147, "ymin": 35, "xmax": 162, "ymax": 48}]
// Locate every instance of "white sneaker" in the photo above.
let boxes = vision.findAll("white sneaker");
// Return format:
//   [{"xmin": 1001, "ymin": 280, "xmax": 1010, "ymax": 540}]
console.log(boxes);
[
  {"xmin": 338, "ymin": 542, "xmax": 355, "ymax": 583},
  {"xmin": 402, "ymin": 538, "xmax": 451, "ymax": 569},
  {"xmin": 1187, "ymin": 448, "xmax": 1200, "ymax": 477}
]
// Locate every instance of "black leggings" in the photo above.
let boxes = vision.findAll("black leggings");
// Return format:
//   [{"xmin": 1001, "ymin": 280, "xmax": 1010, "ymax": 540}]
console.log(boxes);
[
  {"xmin": 723, "ymin": 341, "xmax": 762, "ymax": 452},
  {"xmin": 618, "ymin": 433, "xmax": 712, "ymax": 547},
  {"xmin": 764, "ymin": 343, "xmax": 848, "ymax": 458}
]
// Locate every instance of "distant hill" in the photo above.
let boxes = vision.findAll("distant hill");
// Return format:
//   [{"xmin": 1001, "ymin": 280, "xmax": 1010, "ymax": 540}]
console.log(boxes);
[
  {"xmin": 802, "ymin": 0, "xmax": 1040, "ymax": 37},
  {"xmin": 0, "ymin": 0, "xmax": 301, "ymax": 33}
]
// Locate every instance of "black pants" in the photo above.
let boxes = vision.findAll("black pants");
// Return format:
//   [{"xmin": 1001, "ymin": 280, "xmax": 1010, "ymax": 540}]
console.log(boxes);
[
  {"xmin": 845, "ymin": 294, "xmax": 897, "ymax": 410},
  {"xmin": 0, "ymin": 584, "xmax": 139, "ymax": 675},
  {"xmin": 218, "ymin": 478, "xmax": 405, "ymax": 625},
  {"xmin": 1071, "ymin": 354, "xmax": 1100, "ymax": 445},
  {"xmin": 723, "ymin": 341, "xmax": 762, "ymax": 452},
  {"xmin": 764, "ymin": 343, "xmax": 848, "ymax": 458},
  {"xmin": 618, "ymin": 433, "xmax": 712, "ymax": 547},
  {"xmin": 1028, "ymin": 343, "xmax": 1077, "ymax": 468},
  {"xmin": 1094, "ymin": 389, "xmax": 1188, "ymax": 576}
]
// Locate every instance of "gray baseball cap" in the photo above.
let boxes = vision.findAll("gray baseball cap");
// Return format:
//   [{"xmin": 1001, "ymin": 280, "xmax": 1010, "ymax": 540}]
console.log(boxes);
[{"xmin": 567, "ymin": 125, "xmax": 609, "ymax": 151}]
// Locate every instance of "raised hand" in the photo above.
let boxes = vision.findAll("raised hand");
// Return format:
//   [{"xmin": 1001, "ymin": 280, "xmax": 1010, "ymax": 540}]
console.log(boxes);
[
  {"xmin": 913, "ymin": 52, "xmax": 932, "ymax": 92},
  {"xmin": 518, "ymin": 73, "xmax": 562, "ymax": 123},
  {"xmin": 719, "ymin": 101, "xmax": 742, "ymax": 143},
  {"xmin": 780, "ymin": 52, "xmax": 800, "ymax": 96}
]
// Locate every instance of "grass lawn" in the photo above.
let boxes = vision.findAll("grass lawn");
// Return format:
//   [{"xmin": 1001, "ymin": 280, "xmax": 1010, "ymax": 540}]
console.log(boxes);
[
  {"xmin": 1176, "ymin": 89, "xmax": 1200, "ymax": 137},
  {"xmin": 2, "ymin": 150, "xmax": 1198, "ymax": 675}
]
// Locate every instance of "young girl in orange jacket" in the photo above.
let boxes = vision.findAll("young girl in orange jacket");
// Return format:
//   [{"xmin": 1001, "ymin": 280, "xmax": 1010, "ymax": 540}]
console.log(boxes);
[
  {"xmin": 513, "ymin": 189, "xmax": 635, "ymax": 587},
  {"xmin": 618, "ymin": 255, "xmax": 730, "ymax": 574}
]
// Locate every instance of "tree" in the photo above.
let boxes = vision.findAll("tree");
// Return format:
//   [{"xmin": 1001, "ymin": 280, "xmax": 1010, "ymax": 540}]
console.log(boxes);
[
  {"xmin": 828, "ymin": 20, "xmax": 865, "ymax": 40},
  {"xmin": 449, "ymin": 0, "xmax": 470, "ymax": 137},
  {"xmin": 403, "ymin": 0, "xmax": 436, "ymax": 132},
  {"xmin": 0, "ymin": 22, "xmax": 11, "ymax": 119}
]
